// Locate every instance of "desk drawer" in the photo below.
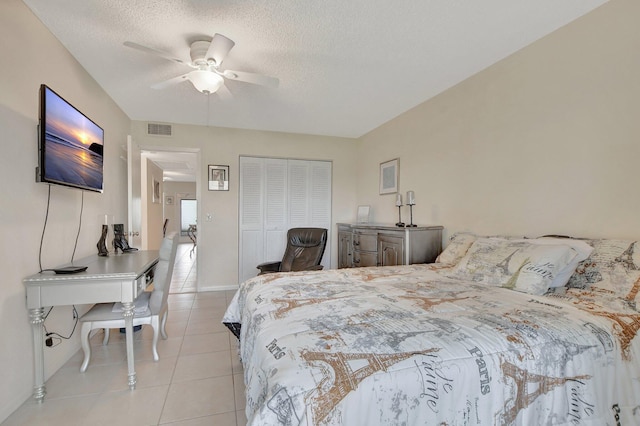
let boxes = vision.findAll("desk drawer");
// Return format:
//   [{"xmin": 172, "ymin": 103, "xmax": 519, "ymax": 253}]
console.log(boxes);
[
  {"xmin": 34, "ymin": 281, "xmax": 125, "ymax": 307},
  {"xmin": 136, "ymin": 264, "xmax": 156, "ymax": 295},
  {"xmin": 136, "ymin": 276, "xmax": 147, "ymax": 295}
]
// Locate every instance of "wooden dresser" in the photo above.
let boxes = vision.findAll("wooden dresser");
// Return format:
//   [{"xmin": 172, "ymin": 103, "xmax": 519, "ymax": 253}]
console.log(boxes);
[{"xmin": 337, "ymin": 223, "xmax": 443, "ymax": 268}]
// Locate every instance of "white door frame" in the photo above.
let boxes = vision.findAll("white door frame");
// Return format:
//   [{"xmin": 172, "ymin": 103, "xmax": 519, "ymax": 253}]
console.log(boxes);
[{"xmin": 128, "ymin": 142, "xmax": 202, "ymax": 290}]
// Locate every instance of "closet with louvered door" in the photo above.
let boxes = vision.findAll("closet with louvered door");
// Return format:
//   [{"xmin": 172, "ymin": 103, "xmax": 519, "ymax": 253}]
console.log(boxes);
[{"xmin": 239, "ymin": 156, "xmax": 332, "ymax": 283}]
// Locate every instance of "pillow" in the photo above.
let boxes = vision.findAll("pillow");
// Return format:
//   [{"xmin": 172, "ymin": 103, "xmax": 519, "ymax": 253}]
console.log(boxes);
[
  {"xmin": 567, "ymin": 239, "xmax": 640, "ymax": 306},
  {"xmin": 435, "ymin": 232, "xmax": 527, "ymax": 265},
  {"xmin": 435, "ymin": 232, "xmax": 477, "ymax": 264},
  {"xmin": 528, "ymin": 237, "xmax": 593, "ymax": 287},
  {"xmin": 450, "ymin": 238, "xmax": 579, "ymax": 295}
]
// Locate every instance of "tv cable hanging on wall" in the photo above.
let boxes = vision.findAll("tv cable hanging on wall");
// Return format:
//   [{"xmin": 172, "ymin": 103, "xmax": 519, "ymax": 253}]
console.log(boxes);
[{"xmin": 38, "ymin": 184, "xmax": 87, "ymax": 274}]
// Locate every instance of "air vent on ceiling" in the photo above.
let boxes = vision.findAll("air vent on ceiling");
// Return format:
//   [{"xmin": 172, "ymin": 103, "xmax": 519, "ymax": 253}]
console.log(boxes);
[{"xmin": 147, "ymin": 123, "xmax": 172, "ymax": 136}]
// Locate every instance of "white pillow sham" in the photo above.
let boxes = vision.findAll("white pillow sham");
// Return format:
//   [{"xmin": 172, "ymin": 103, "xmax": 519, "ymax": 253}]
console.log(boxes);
[
  {"xmin": 525, "ymin": 237, "xmax": 593, "ymax": 288},
  {"xmin": 450, "ymin": 238, "xmax": 580, "ymax": 295}
]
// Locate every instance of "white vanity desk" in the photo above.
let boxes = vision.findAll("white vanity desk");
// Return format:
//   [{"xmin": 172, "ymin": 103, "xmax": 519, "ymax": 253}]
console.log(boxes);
[{"xmin": 23, "ymin": 250, "xmax": 159, "ymax": 402}]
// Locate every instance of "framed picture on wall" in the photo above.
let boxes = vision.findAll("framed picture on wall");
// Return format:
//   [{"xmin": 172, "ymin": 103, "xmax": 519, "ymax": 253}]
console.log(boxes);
[
  {"xmin": 208, "ymin": 165, "xmax": 229, "ymax": 191},
  {"xmin": 379, "ymin": 158, "xmax": 399, "ymax": 194}
]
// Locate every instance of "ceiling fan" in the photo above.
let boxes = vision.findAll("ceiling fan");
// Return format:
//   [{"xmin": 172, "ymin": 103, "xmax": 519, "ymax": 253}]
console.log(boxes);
[{"xmin": 124, "ymin": 33, "xmax": 279, "ymax": 95}]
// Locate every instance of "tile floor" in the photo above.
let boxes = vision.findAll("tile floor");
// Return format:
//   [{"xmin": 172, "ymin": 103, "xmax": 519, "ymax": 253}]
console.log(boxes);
[
  {"xmin": 3, "ymin": 245, "xmax": 245, "ymax": 426},
  {"xmin": 170, "ymin": 242, "xmax": 198, "ymax": 294}
]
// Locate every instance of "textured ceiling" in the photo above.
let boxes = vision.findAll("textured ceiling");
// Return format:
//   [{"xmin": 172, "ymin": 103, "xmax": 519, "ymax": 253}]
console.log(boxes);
[{"xmin": 24, "ymin": 0, "xmax": 607, "ymax": 139}]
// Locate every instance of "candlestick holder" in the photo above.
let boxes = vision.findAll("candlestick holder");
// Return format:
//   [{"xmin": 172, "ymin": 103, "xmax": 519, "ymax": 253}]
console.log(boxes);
[
  {"xmin": 395, "ymin": 205, "xmax": 405, "ymax": 227},
  {"xmin": 406, "ymin": 190, "xmax": 416, "ymax": 227},
  {"xmin": 407, "ymin": 204, "xmax": 416, "ymax": 227},
  {"xmin": 395, "ymin": 193, "xmax": 405, "ymax": 227}
]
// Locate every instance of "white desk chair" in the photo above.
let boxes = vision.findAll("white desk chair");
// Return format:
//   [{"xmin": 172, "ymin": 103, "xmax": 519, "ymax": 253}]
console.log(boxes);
[{"xmin": 79, "ymin": 232, "xmax": 179, "ymax": 372}]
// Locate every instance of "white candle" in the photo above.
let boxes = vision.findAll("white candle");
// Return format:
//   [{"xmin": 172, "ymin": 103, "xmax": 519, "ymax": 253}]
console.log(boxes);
[
  {"xmin": 406, "ymin": 190, "xmax": 415, "ymax": 205},
  {"xmin": 395, "ymin": 193, "xmax": 403, "ymax": 206}
]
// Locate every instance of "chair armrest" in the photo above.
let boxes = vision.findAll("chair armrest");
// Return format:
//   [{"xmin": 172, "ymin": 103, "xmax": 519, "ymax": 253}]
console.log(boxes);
[{"xmin": 257, "ymin": 261, "xmax": 282, "ymax": 275}]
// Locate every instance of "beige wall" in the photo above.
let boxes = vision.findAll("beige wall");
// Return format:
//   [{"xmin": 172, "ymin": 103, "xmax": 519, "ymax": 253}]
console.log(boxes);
[
  {"xmin": 0, "ymin": 0, "xmax": 131, "ymax": 420},
  {"xmin": 358, "ymin": 0, "xmax": 639, "ymax": 242},
  {"xmin": 131, "ymin": 122, "xmax": 359, "ymax": 290}
]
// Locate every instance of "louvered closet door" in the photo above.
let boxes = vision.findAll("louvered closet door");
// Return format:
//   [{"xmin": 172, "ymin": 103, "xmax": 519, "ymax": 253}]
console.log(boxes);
[
  {"xmin": 239, "ymin": 157, "xmax": 264, "ymax": 283},
  {"xmin": 288, "ymin": 160, "xmax": 332, "ymax": 269},
  {"xmin": 239, "ymin": 157, "xmax": 332, "ymax": 283},
  {"xmin": 263, "ymin": 159, "xmax": 288, "ymax": 264}
]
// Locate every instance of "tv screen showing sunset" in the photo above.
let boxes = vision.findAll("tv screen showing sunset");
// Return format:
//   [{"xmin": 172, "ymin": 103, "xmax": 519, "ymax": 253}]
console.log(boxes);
[{"xmin": 42, "ymin": 86, "xmax": 104, "ymax": 191}]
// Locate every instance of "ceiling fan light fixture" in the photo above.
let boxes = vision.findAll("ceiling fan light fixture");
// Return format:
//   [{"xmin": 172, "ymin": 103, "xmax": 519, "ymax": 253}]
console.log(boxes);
[{"xmin": 188, "ymin": 70, "xmax": 224, "ymax": 94}]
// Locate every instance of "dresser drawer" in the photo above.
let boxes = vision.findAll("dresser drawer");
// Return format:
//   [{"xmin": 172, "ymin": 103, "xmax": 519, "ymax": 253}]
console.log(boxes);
[
  {"xmin": 353, "ymin": 251, "xmax": 378, "ymax": 267},
  {"xmin": 353, "ymin": 232, "xmax": 377, "ymax": 252}
]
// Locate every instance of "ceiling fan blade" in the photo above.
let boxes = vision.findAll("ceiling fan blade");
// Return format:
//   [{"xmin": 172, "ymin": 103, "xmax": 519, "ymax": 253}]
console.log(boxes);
[
  {"xmin": 123, "ymin": 41, "xmax": 186, "ymax": 65},
  {"xmin": 216, "ymin": 84, "xmax": 233, "ymax": 100},
  {"xmin": 223, "ymin": 70, "xmax": 279, "ymax": 88},
  {"xmin": 206, "ymin": 34, "xmax": 235, "ymax": 66},
  {"xmin": 151, "ymin": 73, "xmax": 190, "ymax": 90}
]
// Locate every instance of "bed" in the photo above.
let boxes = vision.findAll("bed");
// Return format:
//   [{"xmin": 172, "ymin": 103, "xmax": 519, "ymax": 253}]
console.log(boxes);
[{"xmin": 223, "ymin": 234, "xmax": 640, "ymax": 425}]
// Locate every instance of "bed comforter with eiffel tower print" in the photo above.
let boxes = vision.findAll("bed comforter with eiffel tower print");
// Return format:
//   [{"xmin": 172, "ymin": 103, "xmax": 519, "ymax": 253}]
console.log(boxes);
[{"xmin": 224, "ymin": 241, "xmax": 640, "ymax": 425}]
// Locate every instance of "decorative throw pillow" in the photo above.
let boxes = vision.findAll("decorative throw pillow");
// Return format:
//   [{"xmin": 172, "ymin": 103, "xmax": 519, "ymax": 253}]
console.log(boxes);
[
  {"xmin": 435, "ymin": 232, "xmax": 477, "ymax": 264},
  {"xmin": 528, "ymin": 237, "xmax": 593, "ymax": 288},
  {"xmin": 450, "ymin": 238, "xmax": 579, "ymax": 295},
  {"xmin": 567, "ymin": 239, "xmax": 640, "ymax": 306}
]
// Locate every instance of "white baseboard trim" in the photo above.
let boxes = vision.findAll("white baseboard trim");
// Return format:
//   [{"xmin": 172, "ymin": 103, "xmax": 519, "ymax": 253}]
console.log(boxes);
[{"xmin": 198, "ymin": 285, "xmax": 239, "ymax": 292}]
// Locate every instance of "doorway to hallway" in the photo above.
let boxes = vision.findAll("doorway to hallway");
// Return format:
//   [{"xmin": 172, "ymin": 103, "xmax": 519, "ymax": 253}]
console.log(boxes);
[{"xmin": 136, "ymin": 148, "xmax": 200, "ymax": 293}]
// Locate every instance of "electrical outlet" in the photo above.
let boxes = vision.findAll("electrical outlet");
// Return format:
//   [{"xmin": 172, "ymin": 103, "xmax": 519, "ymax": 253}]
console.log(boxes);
[{"xmin": 45, "ymin": 337, "xmax": 53, "ymax": 347}]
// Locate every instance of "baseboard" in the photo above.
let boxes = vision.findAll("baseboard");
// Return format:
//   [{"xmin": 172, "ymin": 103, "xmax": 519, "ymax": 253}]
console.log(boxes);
[{"xmin": 198, "ymin": 284, "xmax": 238, "ymax": 292}]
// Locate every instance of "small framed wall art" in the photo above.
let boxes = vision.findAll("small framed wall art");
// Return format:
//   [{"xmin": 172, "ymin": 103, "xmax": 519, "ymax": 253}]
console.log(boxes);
[
  {"xmin": 357, "ymin": 205, "xmax": 371, "ymax": 223},
  {"xmin": 208, "ymin": 165, "xmax": 229, "ymax": 191},
  {"xmin": 379, "ymin": 158, "xmax": 399, "ymax": 194}
]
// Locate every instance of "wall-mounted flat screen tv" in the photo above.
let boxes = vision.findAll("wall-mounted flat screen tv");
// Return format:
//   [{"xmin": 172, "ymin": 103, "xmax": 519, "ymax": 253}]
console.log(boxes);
[{"xmin": 38, "ymin": 84, "xmax": 104, "ymax": 193}]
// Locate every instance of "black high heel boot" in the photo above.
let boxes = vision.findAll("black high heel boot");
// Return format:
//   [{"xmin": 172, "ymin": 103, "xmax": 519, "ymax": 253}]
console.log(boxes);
[
  {"xmin": 97, "ymin": 224, "xmax": 109, "ymax": 256},
  {"xmin": 112, "ymin": 224, "xmax": 138, "ymax": 253}
]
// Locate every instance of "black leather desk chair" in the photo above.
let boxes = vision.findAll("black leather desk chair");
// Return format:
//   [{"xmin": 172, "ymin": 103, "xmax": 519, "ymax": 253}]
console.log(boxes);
[{"xmin": 257, "ymin": 228, "xmax": 328, "ymax": 275}]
